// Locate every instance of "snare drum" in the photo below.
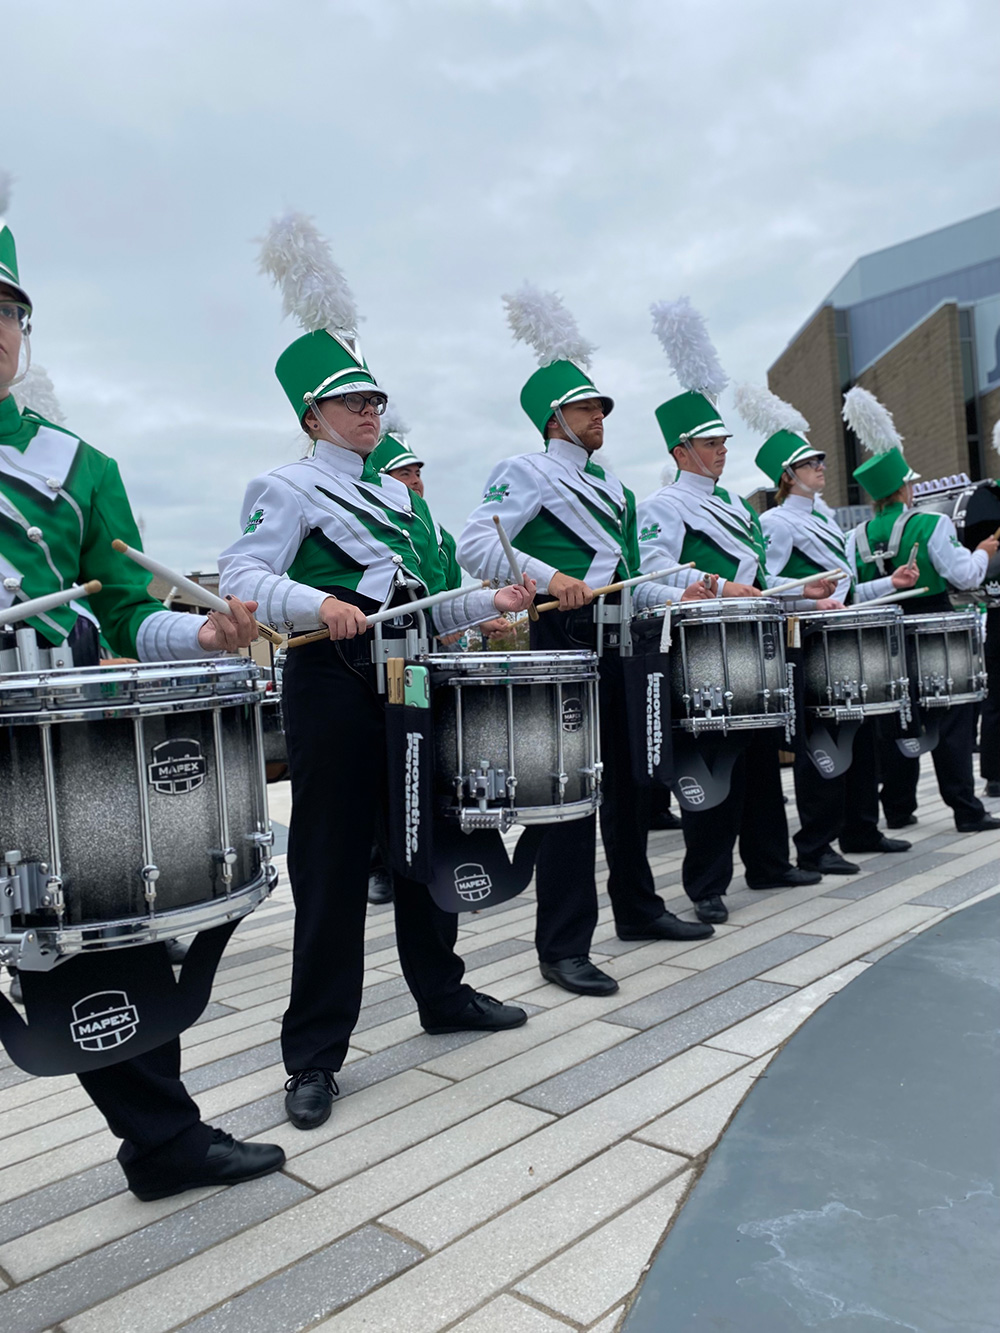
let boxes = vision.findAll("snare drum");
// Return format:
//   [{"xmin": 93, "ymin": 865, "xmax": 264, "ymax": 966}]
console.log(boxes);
[
  {"xmin": 421, "ymin": 650, "xmax": 600, "ymax": 830},
  {"xmin": 0, "ymin": 658, "xmax": 275, "ymax": 969},
  {"xmin": 902, "ymin": 611, "xmax": 987, "ymax": 709},
  {"xmin": 632, "ymin": 598, "xmax": 790, "ymax": 735},
  {"xmin": 794, "ymin": 605, "xmax": 909, "ymax": 720}
]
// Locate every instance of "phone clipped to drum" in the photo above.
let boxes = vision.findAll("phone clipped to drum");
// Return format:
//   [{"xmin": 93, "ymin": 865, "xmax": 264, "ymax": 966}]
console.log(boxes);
[{"xmin": 0, "ymin": 658, "xmax": 276, "ymax": 974}]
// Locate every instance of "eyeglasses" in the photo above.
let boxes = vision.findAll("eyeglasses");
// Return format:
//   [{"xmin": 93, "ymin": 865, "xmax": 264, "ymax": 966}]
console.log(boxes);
[
  {"xmin": 341, "ymin": 392, "xmax": 388, "ymax": 415},
  {"xmin": 795, "ymin": 456, "xmax": 826, "ymax": 469},
  {"xmin": 0, "ymin": 302, "xmax": 30, "ymax": 332}
]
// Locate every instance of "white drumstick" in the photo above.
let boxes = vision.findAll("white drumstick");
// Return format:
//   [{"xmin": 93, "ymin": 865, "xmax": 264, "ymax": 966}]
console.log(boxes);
[
  {"xmin": 492, "ymin": 514, "xmax": 538, "ymax": 621},
  {"xmin": 0, "ymin": 580, "xmax": 102, "ymax": 628},
  {"xmin": 859, "ymin": 586, "xmax": 930, "ymax": 607},
  {"xmin": 766, "ymin": 567, "xmax": 845, "ymax": 597},
  {"xmin": 534, "ymin": 564, "xmax": 695, "ymax": 614},
  {"xmin": 286, "ymin": 581, "xmax": 500, "ymax": 648},
  {"xmin": 111, "ymin": 540, "xmax": 283, "ymax": 645}
]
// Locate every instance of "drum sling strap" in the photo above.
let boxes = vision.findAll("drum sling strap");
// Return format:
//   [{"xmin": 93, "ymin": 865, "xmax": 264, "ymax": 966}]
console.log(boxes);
[{"xmin": 855, "ymin": 510, "xmax": 912, "ymax": 578}]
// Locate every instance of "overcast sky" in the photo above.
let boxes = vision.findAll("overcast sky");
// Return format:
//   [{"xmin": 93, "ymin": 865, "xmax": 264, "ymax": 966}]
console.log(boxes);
[{"xmin": 6, "ymin": 0, "xmax": 999, "ymax": 572}]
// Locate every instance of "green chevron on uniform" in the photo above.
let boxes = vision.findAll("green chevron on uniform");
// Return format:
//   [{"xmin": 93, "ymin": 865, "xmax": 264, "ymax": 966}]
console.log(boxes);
[
  {"xmin": 853, "ymin": 447, "xmax": 910, "ymax": 502},
  {"xmin": 0, "ymin": 218, "xmax": 31, "ymax": 310},
  {"xmin": 655, "ymin": 390, "xmax": 728, "ymax": 452},
  {"xmin": 520, "ymin": 360, "xmax": 614, "ymax": 436},
  {"xmin": 275, "ymin": 329, "xmax": 380, "ymax": 421},
  {"xmin": 755, "ymin": 429, "xmax": 822, "ymax": 485}
]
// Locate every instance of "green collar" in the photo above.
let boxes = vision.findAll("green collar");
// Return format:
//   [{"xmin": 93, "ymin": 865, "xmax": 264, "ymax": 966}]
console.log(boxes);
[
  {"xmin": 0, "ymin": 392, "xmax": 29, "ymax": 447},
  {"xmin": 584, "ymin": 456, "xmax": 605, "ymax": 479}
]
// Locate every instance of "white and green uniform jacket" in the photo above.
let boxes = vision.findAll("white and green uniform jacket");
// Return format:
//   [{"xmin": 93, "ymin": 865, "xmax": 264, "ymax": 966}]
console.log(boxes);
[
  {"xmin": 760, "ymin": 493, "xmax": 893, "ymax": 605},
  {"xmin": 218, "ymin": 441, "xmax": 498, "ymax": 635},
  {"xmin": 456, "ymin": 437, "xmax": 688, "ymax": 606},
  {"xmin": 846, "ymin": 502, "xmax": 988, "ymax": 600},
  {"xmin": 0, "ymin": 394, "xmax": 206, "ymax": 659},
  {"xmin": 637, "ymin": 471, "xmax": 827, "ymax": 608}
]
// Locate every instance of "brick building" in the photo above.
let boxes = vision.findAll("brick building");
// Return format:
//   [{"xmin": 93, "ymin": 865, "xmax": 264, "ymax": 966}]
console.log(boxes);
[{"xmin": 768, "ymin": 209, "xmax": 1000, "ymax": 509}]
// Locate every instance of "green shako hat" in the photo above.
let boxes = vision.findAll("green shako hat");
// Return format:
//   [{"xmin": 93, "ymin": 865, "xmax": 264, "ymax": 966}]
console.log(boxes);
[
  {"xmin": 0, "ymin": 173, "xmax": 31, "ymax": 311},
  {"xmin": 371, "ymin": 409, "xmax": 423, "ymax": 472},
  {"xmin": 649, "ymin": 297, "xmax": 730, "ymax": 451},
  {"xmin": 259, "ymin": 211, "xmax": 381, "ymax": 422},
  {"xmin": 843, "ymin": 385, "xmax": 919, "ymax": 496},
  {"xmin": 503, "ymin": 282, "xmax": 613, "ymax": 436},
  {"xmin": 732, "ymin": 382, "xmax": 820, "ymax": 484}
]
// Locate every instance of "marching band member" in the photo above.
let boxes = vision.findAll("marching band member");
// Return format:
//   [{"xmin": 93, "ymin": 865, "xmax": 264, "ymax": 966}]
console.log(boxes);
[
  {"xmin": 636, "ymin": 300, "xmax": 839, "ymax": 925},
  {"xmin": 735, "ymin": 384, "xmax": 917, "ymax": 874},
  {"xmin": 219, "ymin": 215, "xmax": 534, "ymax": 1131},
  {"xmin": 457, "ymin": 285, "xmax": 714, "ymax": 1000},
  {"xmin": 845, "ymin": 387, "xmax": 999, "ymax": 834},
  {"xmin": 0, "ymin": 193, "xmax": 285, "ymax": 1200}
]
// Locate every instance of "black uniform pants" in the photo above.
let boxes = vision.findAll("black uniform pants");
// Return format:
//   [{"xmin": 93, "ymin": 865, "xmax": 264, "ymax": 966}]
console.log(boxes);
[
  {"xmin": 679, "ymin": 730, "xmax": 793, "ymax": 902},
  {"xmin": 880, "ymin": 702, "xmax": 985, "ymax": 828},
  {"xmin": 281, "ymin": 637, "xmax": 472, "ymax": 1073},
  {"xmin": 792, "ymin": 722, "xmax": 881, "ymax": 859},
  {"xmin": 530, "ymin": 611, "xmax": 665, "ymax": 962},
  {"xmin": 981, "ymin": 610, "xmax": 999, "ymax": 782}
]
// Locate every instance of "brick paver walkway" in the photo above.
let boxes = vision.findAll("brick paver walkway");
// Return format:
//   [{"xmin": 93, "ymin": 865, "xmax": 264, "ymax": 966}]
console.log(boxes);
[{"xmin": 0, "ymin": 763, "xmax": 996, "ymax": 1333}]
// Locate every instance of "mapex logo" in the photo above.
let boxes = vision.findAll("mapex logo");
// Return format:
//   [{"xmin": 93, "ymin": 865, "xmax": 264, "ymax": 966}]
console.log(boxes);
[
  {"xmin": 813, "ymin": 749, "xmax": 836, "ymax": 775},
  {"xmin": 762, "ymin": 631, "xmax": 777, "ymax": 661},
  {"xmin": 645, "ymin": 672, "xmax": 664, "ymax": 777},
  {"xmin": 404, "ymin": 732, "xmax": 422, "ymax": 866},
  {"xmin": 899, "ymin": 739, "xmax": 923, "ymax": 756},
  {"xmin": 678, "ymin": 776, "xmax": 706, "ymax": 806},
  {"xmin": 70, "ymin": 991, "xmax": 140, "ymax": 1052},
  {"xmin": 454, "ymin": 863, "xmax": 492, "ymax": 903},
  {"xmin": 148, "ymin": 739, "xmax": 206, "ymax": 795},
  {"xmin": 561, "ymin": 697, "xmax": 583, "ymax": 733}
]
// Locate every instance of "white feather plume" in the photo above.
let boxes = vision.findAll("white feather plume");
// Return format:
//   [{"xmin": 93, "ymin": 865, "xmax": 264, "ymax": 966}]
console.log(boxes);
[
  {"xmin": 842, "ymin": 385, "xmax": 902, "ymax": 455},
  {"xmin": 732, "ymin": 382, "xmax": 809, "ymax": 437},
  {"xmin": 12, "ymin": 365, "xmax": 66, "ymax": 425},
  {"xmin": 502, "ymin": 281, "xmax": 596, "ymax": 369},
  {"xmin": 991, "ymin": 418, "xmax": 1000, "ymax": 466},
  {"xmin": 380, "ymin": 403, "xmax": 409, "ymax": 439},
  {"xmin": 257, "ymin": 211, "xmax": 358, "ymax": 334},
  {"xmin": 650, "ymin": 297, "xmax": 728, "ymax": 399},
  {"xmin": 0, "ymin": 168, "xmax": 12, "ymax": 217}
]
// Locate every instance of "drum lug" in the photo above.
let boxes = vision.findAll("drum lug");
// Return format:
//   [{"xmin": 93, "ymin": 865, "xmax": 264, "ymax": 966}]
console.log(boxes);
[
  {"xmin": 141, "ymin": 864, "xmax": 160, "ymax": 910},
  {"xmin": 215, "ymin": 848, "xmax": 238, "ymax": 887}
]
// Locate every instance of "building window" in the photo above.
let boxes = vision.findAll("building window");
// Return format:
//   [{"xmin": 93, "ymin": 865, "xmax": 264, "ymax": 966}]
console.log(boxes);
[
  {"xmin": 958, "ymin": 308, "xmax": 982, "ymax": 479},
  {"xmin": 835, "ymin": 309, "xmax": 861, "ymax": 504}
]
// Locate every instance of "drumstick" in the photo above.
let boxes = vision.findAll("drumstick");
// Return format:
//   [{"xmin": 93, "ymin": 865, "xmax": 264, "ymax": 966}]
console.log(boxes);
[
  {"xmin": 766, "ymin": 567, "xmax": 845, "ymax": 597},
  {"xmin": 534, "ymin": 563, "xmax": 696, "ymax": 614},
  {"xmin": 492, "ymin": 514, "xmax": 538, "ymax": 621},
  {"xmin": 0, "ymin": 580, "xmax": 102, "ymax": 628},
  {"xmin": 285, "ymin": 580, "xmax": 500, "ymax": 649},
  {"xmin": 861, "ymin": 586, "xmax": 930, "ymax": 607},
  {"xmin": 111, "ymin": 540, "xmax": 283, "ymax": 646}
]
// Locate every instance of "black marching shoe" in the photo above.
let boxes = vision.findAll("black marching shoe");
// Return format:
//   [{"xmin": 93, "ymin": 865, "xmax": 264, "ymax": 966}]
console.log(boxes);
[
  {"xmin": 422, "ymin": 992, "xmax": 527, "ymax": 1035},
  {"xmin": 798, "ymin": 851, "xmax": 859, "ymax": 876},
  {"xmin": 695, "ymin": 896, "xmax": 728, "ymax": 924},
  {"xmin": 885, "ymin": 814, "xmax": 918, "ymax": 829},
  {"xmin": 956, "ymin": 814, "xmax": 1000, "ymax": 833},
  {"xmin": 130, "ymin": 1129, "xmax": 286, "ymax": 1201},
  {"xmin": 540, "ymin": 956, "xmax": 619, "ymax": 996},
  {"xmin": 285, "ymin": 1068, "xmax": 339, "ymax": 1130},
  {"xmin": 367, "ymin": 870, "xmax": 394, "ymax": 905},
  {"xmin": 746, "ymin": 867, "xmax": 821, "ymax": 891},
  {"xmin": 617, "ymin": 911, "xmax": 713, "ymax": 942},
  {"xmin": 840, "ymin": 834, "xmax": 911, "ymax": 854},
  {"xmin": 984, "ymin": 780, "xmax": 1000, "ymax": 799}
]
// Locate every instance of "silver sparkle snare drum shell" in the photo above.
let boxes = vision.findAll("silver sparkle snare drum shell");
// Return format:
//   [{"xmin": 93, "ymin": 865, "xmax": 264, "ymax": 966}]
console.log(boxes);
[
  {"xmin": 420, "ymin": 650, "xmax": 601, "ymax": 831},
  {"xmin": 794, "ymin": 604, "xmax": 909, "ymax": 720},
  {"xmin": 0, "ymin": 658, "xmax": 275, "ymax": 969},
  {"xmin": 901, "ymin": 612, "xmax": 987, "ymax": 709},
  {"xmin": 633, "ymin": 598, "xmax": 790, "ymax": 735}
]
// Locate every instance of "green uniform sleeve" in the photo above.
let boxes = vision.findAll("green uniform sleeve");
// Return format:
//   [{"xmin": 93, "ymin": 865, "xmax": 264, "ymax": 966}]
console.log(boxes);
[
  {"xmin": 437, "ymin": 525, "xmax": 463, "ymax": 591},
  {"xmin": 78, "ymin": 454, "xmax": 166, "ymax": 658}
]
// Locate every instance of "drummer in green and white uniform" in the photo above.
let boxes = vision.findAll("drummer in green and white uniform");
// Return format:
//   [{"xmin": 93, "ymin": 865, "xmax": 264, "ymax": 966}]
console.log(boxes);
[
  {"xmin": 458, "ymin": 284, "xmax": 714, "ymax": 1001},
  {"xmin": 0, "ymin": 196, "xmax": 282, "ymax": 1201},
  {"xmin": 845, "ymin": 401, "xmax": 999, "ymax": 835}
]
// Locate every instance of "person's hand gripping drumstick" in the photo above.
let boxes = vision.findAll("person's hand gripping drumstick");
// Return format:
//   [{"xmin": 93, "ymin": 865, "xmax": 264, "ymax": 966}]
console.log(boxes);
[
  {"xmin": 890, "ymin": 543, "xmax": 921, "ymax": 591},
  {"xmin": 111, "ymin": 539, "xmax": 270, "ymax": 651},
  {"xmin": 492, "ymin": 514, "xmax": 539, "ymax": 621}
]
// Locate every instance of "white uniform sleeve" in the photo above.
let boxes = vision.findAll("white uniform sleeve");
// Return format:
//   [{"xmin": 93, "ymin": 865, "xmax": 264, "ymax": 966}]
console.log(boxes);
[
  {"xmin": 430, "ymin": 588, "xmax": 503, "ymax": 638},
  {"xmin": 456, "ymin": 459, "xmax": 557, "ymax": 592},
  {"xmin": 760, "ymin": 510, "xmax": 793, "ymax": 580},
  {"xmin": 135, "ymin": 610, "xmax": 214, "ymax": 661},
  {"xmin": 926, "ymin": 513, "xmax": 988, "ymax": 590},
  {"xmin": 636, "ymin": 493, "xmax": 706, "ymax": 592},
  {"xmin": 632, "ymin": 580, "xmax": 703, "ymax": 610},
  {"xmin": 218, "ymin": 474, "xmax": 328, "ymax": 631}
]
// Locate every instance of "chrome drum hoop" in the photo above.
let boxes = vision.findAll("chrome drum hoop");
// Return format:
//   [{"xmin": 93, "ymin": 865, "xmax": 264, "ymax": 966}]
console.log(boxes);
[
  {"xmin": 419, "ymin": 650, "xmax": 602, "ymax": 829},
  {"xmin": 795, "ymin": 604, "xmax": 909, "ymax": 722},
  {"xmin": 902, "ymin": 612, "xmax": 987, "ymax": 709},
  {"xmin": 636, "ymin": 598, "xmax": 791, "ymax": 735}
]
